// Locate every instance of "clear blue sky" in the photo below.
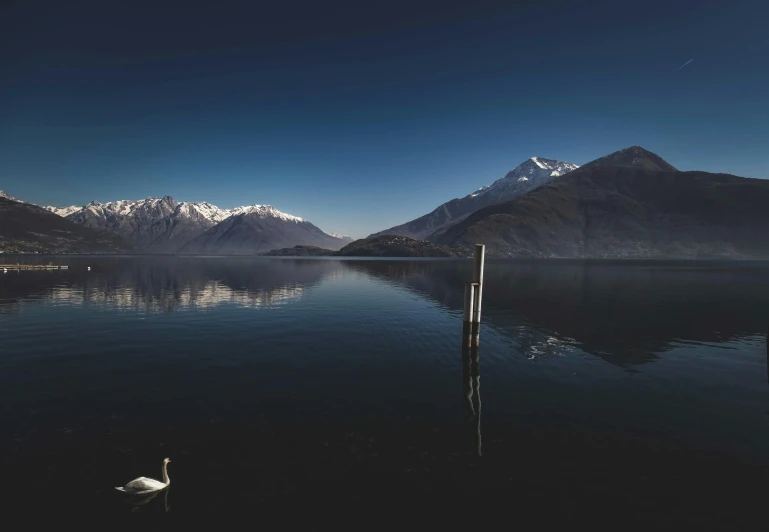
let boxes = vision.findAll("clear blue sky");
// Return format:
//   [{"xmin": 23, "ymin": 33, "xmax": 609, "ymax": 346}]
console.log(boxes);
[{"xmin": 1, "ymin": 0, "xmax": 767, "ymax": 238}]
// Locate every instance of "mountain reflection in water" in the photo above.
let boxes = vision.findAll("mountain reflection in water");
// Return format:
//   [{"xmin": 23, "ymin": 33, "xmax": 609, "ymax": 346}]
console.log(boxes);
[
  {"xmin": 3, "ymin": 257, "xmax": 768, "ymax": 368},
  {"xmin": 346, "ymin": 259, "xmax": 769, "ymax": 366},
  {"xmin": 0, "ymin": 257, "xmax": 338, "ymax": 312}
]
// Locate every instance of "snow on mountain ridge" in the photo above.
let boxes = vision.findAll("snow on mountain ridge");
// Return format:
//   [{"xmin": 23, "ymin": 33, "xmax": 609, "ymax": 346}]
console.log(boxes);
[
  {"xmin": 45, "ymin": 197, "xmax": 319, "ymax": 252},
  {"xmin": 44, "ymin": 205, "xmax": 81, "ymax": 217},
  {"xmin": 44, "ymin": 197, "xmax": 304, "ymax": 225},
  {"xmin": 328, "ymin": 232, "xmax": 352, "ymax": 240},
  {"xmin": 469, "ymin": 185, "xmax": 490, "ymax": 198},
  {"xmin": 0, "ymin": 190, "xmax": 25, "ymax": 203},
  {"xmin": 189, "ymin": 202, "xmax": 231, "ymax": 223},
  {"xmin": 228, "ymin": 204, "xmax": 304, "ymax": 222},
  {"xmin": 463, "ymin": 157, "xmax": 579, "ymax": 202}
]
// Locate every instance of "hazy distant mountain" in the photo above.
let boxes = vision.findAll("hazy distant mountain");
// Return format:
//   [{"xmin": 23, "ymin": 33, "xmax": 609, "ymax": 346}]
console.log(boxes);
[
  {"xmin": 433, "ymin": 147, "xmax": 769, "ymax": 259},
  {"xmin": 179, "ymin": 205, "xmax": 350, "ymax": 255},
  {"xmin": 0, "ymin": 196, "xmax": 130, "ymax": 254},
  {"xmin": 371, "ymin": 157, "xmax": 579, "ymax": 239}
]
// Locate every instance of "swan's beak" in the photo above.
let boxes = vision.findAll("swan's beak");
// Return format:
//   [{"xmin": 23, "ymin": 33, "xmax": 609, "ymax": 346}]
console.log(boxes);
[{"xmin": 167, "ymin": 459, "xmax": 171, "ymax": 463}]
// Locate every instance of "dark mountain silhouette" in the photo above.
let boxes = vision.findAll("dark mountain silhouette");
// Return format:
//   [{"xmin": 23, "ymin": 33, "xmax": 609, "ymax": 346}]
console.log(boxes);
[
  {"xmin": 433, "ymin": 147, "xmax": 769, "ymax": 259},
  {"xmin": 580, "ymin": 145, "xmax": 678, "ymax": 172},
  {"xmin": 337, "ymin": 235, "xmax": 457, "ymax": 257},
  {"xmin": 0, "ymin": 197, "xmax": 131, "ymax": 254},
  {"xmin": 264, "ymin": 245, "xmax": 336, "ymax": 256}
]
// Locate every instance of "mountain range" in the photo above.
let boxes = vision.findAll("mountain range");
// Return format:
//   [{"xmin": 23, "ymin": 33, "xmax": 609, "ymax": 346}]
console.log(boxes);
[
  {"xmin": 0, "ymin": 194, "xmax": 352, "ymax": 254},
  {"xmin": 2, "ymin": 145, "xmax": 768, "ymax": 259}
]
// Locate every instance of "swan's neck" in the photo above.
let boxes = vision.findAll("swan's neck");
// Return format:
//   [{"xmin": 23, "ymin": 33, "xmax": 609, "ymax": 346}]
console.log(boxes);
[{"xmin": 162, "ymin": 462, "xmax": 170, "ymax": 485}]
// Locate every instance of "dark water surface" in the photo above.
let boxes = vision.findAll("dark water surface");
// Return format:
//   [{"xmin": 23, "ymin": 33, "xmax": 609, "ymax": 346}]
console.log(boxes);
[{"xmin": 2, "ymin": 257, "xmax": 769, "ymax": 529}]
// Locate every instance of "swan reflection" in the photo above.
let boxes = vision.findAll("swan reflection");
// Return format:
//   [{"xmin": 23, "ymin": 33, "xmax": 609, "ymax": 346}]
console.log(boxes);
[{"xmin": 123, "ymin": 486, "xmax": 171, "ymax": 514}]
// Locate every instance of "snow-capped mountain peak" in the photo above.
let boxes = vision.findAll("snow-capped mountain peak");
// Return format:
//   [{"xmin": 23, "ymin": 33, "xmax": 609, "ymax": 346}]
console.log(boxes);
[
  {"xmin": 464, "ymin": 157, "xmax": 579, "ymax": 202},
  {"xmin": 513, "ymin": 157, "xmax": 579, "ymax": 178},
  {"xmin": 229, "ymin": 205, "xmax": 304, "ymax": 223}
]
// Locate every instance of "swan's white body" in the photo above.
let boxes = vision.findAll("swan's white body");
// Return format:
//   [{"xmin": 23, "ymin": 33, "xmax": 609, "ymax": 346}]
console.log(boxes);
[{"xmin": 116, "ymin": 458, "xmax": 171, "ymax": 495}]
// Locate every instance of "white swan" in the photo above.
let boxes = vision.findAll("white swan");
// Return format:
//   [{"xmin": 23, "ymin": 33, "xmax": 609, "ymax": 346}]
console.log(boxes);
[{"xmin": 116, "ymin": 458, "xmax": 171, "ymax": 494}]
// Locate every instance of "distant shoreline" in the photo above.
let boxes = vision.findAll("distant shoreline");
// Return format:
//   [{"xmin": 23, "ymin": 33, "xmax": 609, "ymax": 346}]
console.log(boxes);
[{"xmin": 4, "ymin": 253, "xmax": 769, "ymax": 266}]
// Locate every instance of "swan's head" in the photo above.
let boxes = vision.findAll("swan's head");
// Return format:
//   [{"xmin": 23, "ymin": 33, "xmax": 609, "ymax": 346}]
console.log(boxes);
[{"xmin": 163, "ymin": 458, "xmax": 171, "ymax": 464}]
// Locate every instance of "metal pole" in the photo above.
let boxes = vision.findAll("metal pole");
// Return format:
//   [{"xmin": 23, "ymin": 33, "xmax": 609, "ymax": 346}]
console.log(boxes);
[
  {"xmin": 472, "ymin": 244, "xmax": 485, "ymax": 326},
  {"xmin": 463, "ymin": 282, "xmax": 475, "ymax": 348},
  {"xmin": 463, "ymin": 282, "xmax": 475, "ymax": 324}
]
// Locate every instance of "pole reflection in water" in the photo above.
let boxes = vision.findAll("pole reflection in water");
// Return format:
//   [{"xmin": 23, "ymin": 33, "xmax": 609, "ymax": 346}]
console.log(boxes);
[{"xmin": 462, "ymin": 322, "xmax": 482, "ymax": 457}]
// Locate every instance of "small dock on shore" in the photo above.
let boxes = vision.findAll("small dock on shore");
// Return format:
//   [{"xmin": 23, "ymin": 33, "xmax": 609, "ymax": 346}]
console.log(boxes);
[{"xmin": 2, "ymin": 263, "xmax": 69, "ymax": 271}]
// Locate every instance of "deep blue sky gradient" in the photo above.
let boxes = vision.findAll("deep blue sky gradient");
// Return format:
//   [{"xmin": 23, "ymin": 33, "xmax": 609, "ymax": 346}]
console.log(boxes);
[{"xmin": 1, "ymin": 0, "xmax": 767, "ymax": 237}]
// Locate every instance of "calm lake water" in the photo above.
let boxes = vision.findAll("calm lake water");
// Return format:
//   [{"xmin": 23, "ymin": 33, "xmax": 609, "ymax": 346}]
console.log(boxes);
[{"xmin": 2, "ymin": 257, "xmax": 769, "ymax": 529}]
